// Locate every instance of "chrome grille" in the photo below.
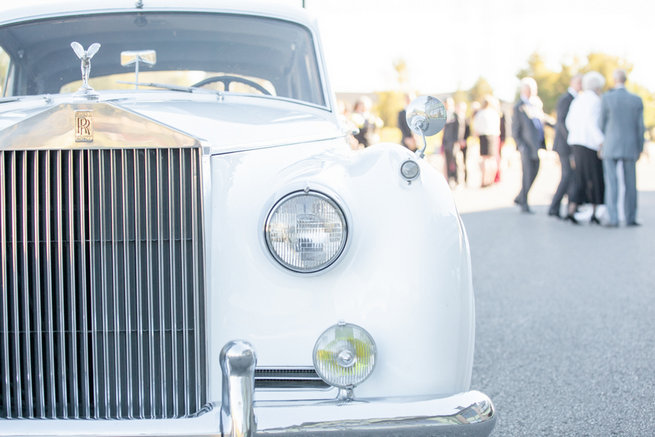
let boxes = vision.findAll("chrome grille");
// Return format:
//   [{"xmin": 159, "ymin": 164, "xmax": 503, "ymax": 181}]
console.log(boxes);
[
  {"xmin": 255, "ymin": 367, "xmax": 329, "ymax": 389},
  {"xmin": 0, "ymin": 147, "xmax": 206, "ymax": 419}
]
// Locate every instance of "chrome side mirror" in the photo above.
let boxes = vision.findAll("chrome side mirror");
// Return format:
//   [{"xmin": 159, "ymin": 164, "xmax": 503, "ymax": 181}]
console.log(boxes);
[
  {"xmin": 121, "ymin": 49, "xmax": 156, "ymax": 89},
  {"xmin": 405, "ymin": 96, "xmax": 446, "ymax": 158}
]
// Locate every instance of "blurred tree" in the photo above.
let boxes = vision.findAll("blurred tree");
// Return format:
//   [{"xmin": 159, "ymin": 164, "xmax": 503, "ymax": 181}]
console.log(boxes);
[
  {"xmin": 373, "ymin": 58, "xmax": 412, "ymax": 128},
  {"xmin": 516, "ymin": 52, "xmax": 567, "ymax": 113},
  {"xmin": 393, "ymin": 58, "xmax": 409, "ymax": 89},
  {"xmin": 452, "ymin": 87, "xmax": 468, "ymax": 104},
  {"xmin": 517, "ymin": 51, "xmax": 654, "ymax": 130},
  {"xmin": 582, "ymin": 52, "xmax": 632, "ymax": 91},
  {"xmin": 468, "ymin": 77, "xmax": 493, "ymax": 103},
  {"xmin": 374, "ymin": 90, "xmax": 404, "ymax": 128}
]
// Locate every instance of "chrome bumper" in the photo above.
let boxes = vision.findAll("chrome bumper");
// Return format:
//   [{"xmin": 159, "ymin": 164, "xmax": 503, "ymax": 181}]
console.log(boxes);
[
  {"xmin": 0, "ymin": 342, "xmax": 495, "ymax": 437},
  {"xmin": 222, "ymin": 341, "xmax": 496, "ymax": 437}
]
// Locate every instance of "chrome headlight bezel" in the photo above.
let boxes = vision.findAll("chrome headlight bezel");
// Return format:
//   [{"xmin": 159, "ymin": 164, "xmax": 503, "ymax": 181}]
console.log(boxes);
[{"xmin": 264, "ymin": 190, "xmax": 348, "ymax": 273}]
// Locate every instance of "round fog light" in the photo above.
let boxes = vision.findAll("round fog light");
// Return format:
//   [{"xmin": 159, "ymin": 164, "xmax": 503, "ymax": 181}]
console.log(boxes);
[{"xmin": 313, "ymin": 322, "xmax": 376, "ymax": 389}]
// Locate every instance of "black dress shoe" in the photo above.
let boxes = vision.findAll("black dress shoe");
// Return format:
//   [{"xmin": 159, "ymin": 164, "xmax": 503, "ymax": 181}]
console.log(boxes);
[
  {"xmin": 590, "ymin": 215, "xmax": 601, "ymax": 225},
  {"xmin": 565, "ymin": 214, "xmax": 579, "ymax": 224},
  {"xmin": 548, "ymin": 210, "xmax": 560, "ymax": 218},
  {"xmin": 627, "ymin": 221, "xmax": 642, "ymax": 227}
]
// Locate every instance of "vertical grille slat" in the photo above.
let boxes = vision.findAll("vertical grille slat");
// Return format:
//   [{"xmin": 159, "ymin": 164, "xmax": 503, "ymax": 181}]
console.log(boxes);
[
  {"xmin": 66, "ymin": 150, "xmax": 79, "ymax": 420},
  {"xmin": 87, "ymin": 150, "xmax": 101, "ymax": 420},
  {"xmin": 54, "ymin": 150, "xmax": 69, "ymax": 418},
  {"xmin": 109, "ymin": 151, "xmax": 122, "ymax": 418},
  {"xmin": 77, "ymin": 151, "xmax": 91, "ymax": 419},
  {"xmin": 133, "ymin": 150, "xmax": 146, "ymax": 420},
  {"xmin": 179, "ymin": 150, "xmax": 191, "ymax": 417},
  {"xmin": 1, "ymin": 151, "xmax": 12, "ymax": 418},
  {"xmin": 10, "ymin": 151, "xmax": 24, "ymax": 418},
  {"xmin": 1, "ymin": 147, "xmax": 206, "ymax": 420},
  {"xmin": 120, "ymin": 150, "xmax": 134, "ymax": 419},
  {"xmin": 191, "ymin": 150, "xmax": 203, "ymax": 411},
  {"xmin": 32, "ymin": 151, "xmax": 46, "ymax": 419},
  {"xmin": 43, "ymin": 151, "xmax": 57, "ymax": 418},
  {"xmin": 167, "ymin": 150, "xmax": 179, "ymax": 418},
  {"xmin": 20, "ymin": 151, "xmax": 34, "ymax": 418}
]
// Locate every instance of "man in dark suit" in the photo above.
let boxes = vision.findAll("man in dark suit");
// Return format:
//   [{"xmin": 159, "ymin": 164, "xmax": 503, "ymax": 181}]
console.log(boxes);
[
  {"xmin": 512, "ymin": 77, "xmax": 545, "ymax": 213},
  {"xmin": 600, "ymin": 69, "xmax": 645, "ymax": 227},
  {"xmin": 441, "ymin": 97, "xmax": 461, "ymax": 186},
  {"xmin": 548, "ymin": 75, "xmax": 582, "ymax": 217}
]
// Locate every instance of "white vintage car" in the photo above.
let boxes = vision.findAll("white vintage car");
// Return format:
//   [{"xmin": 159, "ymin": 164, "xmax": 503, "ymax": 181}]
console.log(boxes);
[{"xmin": 0, "ymin": 1, "xmax": 495, "ymax": 436}]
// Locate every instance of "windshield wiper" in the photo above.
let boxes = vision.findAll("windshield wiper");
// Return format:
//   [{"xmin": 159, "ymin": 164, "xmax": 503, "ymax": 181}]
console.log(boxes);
[
  {"xmin": 0, "ymin": 97, "xmax": 21, "ymax": 104},
  {"xmin": 116, "ymin": 80, "xmax": 224, "ymax": 97}
]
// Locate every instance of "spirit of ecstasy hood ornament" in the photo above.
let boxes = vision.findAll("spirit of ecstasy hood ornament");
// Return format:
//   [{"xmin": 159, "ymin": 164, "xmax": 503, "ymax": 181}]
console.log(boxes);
[{"xmin": 70, "ymin": 41, "xmax": 101, "ymax": 94}]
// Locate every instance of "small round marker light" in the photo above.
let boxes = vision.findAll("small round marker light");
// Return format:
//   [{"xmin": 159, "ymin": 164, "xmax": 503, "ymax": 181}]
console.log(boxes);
[{"xmin": 400, "ymin": 159, "xmax": 420, "ymax": 182}]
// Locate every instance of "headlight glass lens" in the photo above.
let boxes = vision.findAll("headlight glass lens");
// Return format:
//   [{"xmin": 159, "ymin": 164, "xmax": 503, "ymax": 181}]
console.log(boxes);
[
  {"xmin": 265, "ymin": 191, "xmax": 347, "ymax": 273},
  {"xmin": 313, "ymin": 322, "xmax": 376, "ymax": 388}
]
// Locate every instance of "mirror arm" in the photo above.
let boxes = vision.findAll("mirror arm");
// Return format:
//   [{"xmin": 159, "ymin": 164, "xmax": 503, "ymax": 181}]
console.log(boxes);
[{"xmin": 411, "ymin": 115, "xmax": 429, "ymax": 159}]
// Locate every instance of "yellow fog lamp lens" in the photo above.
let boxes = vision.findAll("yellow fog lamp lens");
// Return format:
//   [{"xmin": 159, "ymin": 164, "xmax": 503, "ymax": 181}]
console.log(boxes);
[{"xmin": 312, "ymin": 322, "xmax": 376, "ymax": 389}]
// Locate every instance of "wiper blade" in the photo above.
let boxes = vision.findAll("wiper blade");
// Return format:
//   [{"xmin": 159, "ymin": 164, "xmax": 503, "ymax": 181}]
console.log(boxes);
[
  {"xmin": 0, "ymin": 97, "xmax": 21, "ymax": 104},
  {"xmin": 117, "ymin": 81, "xmax": 224, "ymax": 97}
]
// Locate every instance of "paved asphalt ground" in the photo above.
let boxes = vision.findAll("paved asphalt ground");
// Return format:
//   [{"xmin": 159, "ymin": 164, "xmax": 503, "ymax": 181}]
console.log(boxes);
[{"xmin": 444, "ymin": 146, "xmax": 655, "ymax": 436}]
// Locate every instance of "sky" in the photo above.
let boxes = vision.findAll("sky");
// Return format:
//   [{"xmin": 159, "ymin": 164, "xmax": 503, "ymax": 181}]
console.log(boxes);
[
  {"xmin": 290, "ymin": 0, "xmax": 655, "ymax": 101},
  {"xmin": 3, "ymin": 0, "xmax": 655, "ymax": 101}
]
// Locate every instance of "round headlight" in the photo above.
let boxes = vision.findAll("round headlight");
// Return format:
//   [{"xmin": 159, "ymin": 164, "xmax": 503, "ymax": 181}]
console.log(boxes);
[
  {"xmin": 313, "ymin": 322, "xmax": 376, "ymax": 389},
  {"xmin": 265, "ymin": 191, "xmax": 347, "ymax": 273}
]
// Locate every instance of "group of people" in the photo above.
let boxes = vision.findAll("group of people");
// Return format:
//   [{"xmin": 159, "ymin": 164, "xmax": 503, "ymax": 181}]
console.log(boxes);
[
  {"xmin": 441, "ymin": 96, "xmax": 506, "ymax": 188},
  {"xmin": 516, "ymin": 69, "xmax": 645, "ymax": 226}
]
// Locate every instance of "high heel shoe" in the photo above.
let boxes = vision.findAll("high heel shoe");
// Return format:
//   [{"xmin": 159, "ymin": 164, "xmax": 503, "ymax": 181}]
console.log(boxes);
[
  {"xmin": 565, "ymin": 214, "xmax": 579, "ymax": 225},
  {"xmin": 590, "ymin": 215, "xmax": 601, "ymax": 225}
]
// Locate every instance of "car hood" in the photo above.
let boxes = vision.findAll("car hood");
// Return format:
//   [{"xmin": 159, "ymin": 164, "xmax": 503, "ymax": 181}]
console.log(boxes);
[{"xmin": 0, "ymin": 92, "xmax": 343, "ymax": 153}]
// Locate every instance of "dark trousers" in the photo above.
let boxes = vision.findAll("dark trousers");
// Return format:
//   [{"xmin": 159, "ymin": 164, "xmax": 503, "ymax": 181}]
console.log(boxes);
[
  {"xmin": 549, "ymin": 149, "xmax": 572, "ymax": 215},
  {"xmin": 444, "ymin": 145, "xmax": 457, "ymax": 182},
  {"xmin": 516, "ymin": 148, "xmax": 540, "ymax": 206},
  {"xmin": 572, "ymin": 145, "xmax": 604, "ymax": 205}
]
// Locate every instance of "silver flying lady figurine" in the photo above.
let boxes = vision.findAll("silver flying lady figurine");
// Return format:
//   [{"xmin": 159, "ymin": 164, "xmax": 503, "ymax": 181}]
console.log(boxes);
[{"xmin": 71, "ymin": 41, "xmax": 101, "ymax": 95}]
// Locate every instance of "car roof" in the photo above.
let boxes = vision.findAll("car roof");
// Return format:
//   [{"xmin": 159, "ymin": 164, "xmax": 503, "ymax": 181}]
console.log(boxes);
[{"xmin": 0, "ymin": 0, "xmax": 317, "ymax": 29}]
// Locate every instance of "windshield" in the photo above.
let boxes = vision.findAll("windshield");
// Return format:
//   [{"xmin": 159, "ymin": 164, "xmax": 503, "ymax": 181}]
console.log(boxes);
[{"xmin": 0, "ymin": 11, "xmax": 326, "ymax": 106}]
